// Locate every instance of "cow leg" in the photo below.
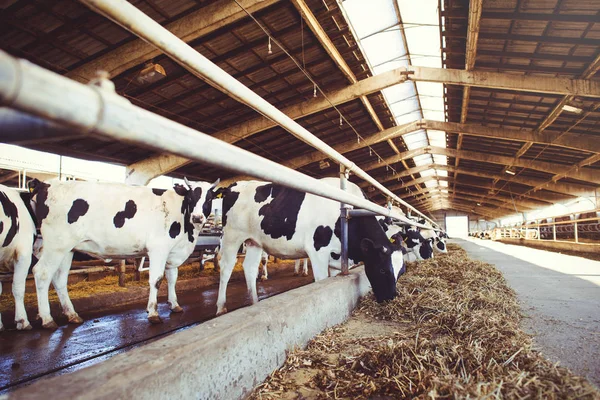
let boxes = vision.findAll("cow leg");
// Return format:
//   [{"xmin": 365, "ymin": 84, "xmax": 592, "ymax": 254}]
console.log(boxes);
[
  {"xmin": 146, "ymin": 252, "xmax": 168, "ymax": 324},
  {"xmin": 294, "ymin": 259, "xmax": 300, "ymax": 276},
  {"xmin": 52, "ymin": 251, "xmax": 82, "ymax": 324},
  {"xmin": 216, "ymin": 238, "xmax": 243, "ymax": 316},
  {"xmin": 12, "ymin": 251, "xmax": 33, "ymax": 330},
  {"xmin": 242, "ymin": 245, "xmax": 263, "ymax": 304},
  {"xmin": 165, "ymin": 265, "xmax": 183, "ymax": 313},
  {"xmin": 33, "ymin": 251, "xmax": 66, "ymax": 329},
  {"xmin": 302, "ymin": 258, "xmax": 309, "ymax": 276},
  {"xmin": 307, "ymin": 251, "xmax": 329, "ymax": 281}
]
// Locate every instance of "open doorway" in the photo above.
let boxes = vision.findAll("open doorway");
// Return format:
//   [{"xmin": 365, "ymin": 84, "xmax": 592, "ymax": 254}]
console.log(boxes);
[{"xmin": 446, "ymin": 215, "xmax": 468, "ymax": 238}]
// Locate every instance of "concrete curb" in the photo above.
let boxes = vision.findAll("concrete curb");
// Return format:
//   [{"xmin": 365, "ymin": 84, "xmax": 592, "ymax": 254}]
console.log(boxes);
[
  {"xmin": 497, "ymin": 238, "xmax": 600, "ymax": 254},
  {"xmin": 3, "ymin": 267, "xmax": 371, "ymax": 400}
]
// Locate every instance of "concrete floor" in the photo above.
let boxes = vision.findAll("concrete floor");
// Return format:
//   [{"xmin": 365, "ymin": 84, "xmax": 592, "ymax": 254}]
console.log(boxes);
[{"xmin": 457, "ymin": 238, "xmax": 600, "ymax": 388}]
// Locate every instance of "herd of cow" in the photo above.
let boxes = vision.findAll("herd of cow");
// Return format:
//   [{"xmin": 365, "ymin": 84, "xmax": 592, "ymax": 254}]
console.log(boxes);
[{"xmin": 0, "ymin": 177, "xmax": 447, "ymax": 331}]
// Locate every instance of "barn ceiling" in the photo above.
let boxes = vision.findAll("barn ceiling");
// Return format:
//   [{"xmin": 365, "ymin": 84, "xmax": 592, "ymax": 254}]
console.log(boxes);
[{"xmin": 0, "ymin": 0, "xmax": 598, "ymax": 221}]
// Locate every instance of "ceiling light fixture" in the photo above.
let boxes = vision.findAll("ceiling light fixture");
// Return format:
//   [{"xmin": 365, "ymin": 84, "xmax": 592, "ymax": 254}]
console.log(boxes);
[
  {"xmin": 562, "ymin": 104, "xmax": 582, "ymax": 114},
  {"xmin": 319, "ymin": 160, "xmax": 331, "ymax": 170},
  {"xmin": 505, "ymin": 169, "xmax": 516, "ymax": 175},
  {"xmin": 137, "ymin": 62, "xmax": 166, "ymax": 85}
]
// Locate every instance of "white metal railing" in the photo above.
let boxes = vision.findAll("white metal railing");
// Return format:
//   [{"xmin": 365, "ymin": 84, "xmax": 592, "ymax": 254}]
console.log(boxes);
[
  {"xmin": 491, "ymin": 209, "xmax": 600, "ymax": 244},
  {"xmin": 0, "ymin": 49, "xmax": 436, "ymax": 232},
  {"xmin": 76, "ymin": 0, "xmax": 439, "ymax": 229}
]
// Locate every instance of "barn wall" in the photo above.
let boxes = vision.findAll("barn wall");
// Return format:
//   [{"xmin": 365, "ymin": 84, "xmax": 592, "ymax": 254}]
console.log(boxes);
[{"xmin": 6, "ymin": 268, "xmax": 371, "ymax": 400}]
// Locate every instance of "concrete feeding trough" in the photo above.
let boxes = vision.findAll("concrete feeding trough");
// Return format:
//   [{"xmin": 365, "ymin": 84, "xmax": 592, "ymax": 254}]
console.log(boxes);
[{"xmin": 3, "ymin": 268, "xmax": 371, "ymax": 399}]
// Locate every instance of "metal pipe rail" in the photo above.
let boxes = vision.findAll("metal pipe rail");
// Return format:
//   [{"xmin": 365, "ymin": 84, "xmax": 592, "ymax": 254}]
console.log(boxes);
[
  {"xmin": 76, "ymin": 0, "xmax": 439, "ymax": 229},
  {"xmin": 0, "ymin": 50, "xmax": 434, "ymax": 229}
]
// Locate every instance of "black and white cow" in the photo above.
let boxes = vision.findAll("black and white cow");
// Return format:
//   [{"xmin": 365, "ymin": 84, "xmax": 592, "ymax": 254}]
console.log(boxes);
[
  {"xmin": 214, "ymin": 178, "xmax": 405, "ymax": 315},
  {"xmin": 29, "ymin": 177, "xmax": 219, "ymax": 327},
  {"xmin": 402, "ymin": 225, "xmax": 434, "ymax": 261},
  {"xmin": 418, "ymin": 220, "xmax": 447, "ymax": 254},
  {"xmin": 0, "ymin": 185, "xmax": 36, "ymax": 331}
]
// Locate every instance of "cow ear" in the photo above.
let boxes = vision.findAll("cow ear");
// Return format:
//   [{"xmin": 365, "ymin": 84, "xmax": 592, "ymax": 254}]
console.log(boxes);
[
  {"xmin": 27, "ymin": 178, "xmax": 41, "ymax": 194},
  {"xmin": 210, "ymin": 178, "xmax": 221, "ymax": 189},
  {"xmin": 173, "ymin": 184, "xmax": 188, "ymax": 196},
  {"xmin": 360, "ymin": 238, "xmax": 375, "ymax": 254}
]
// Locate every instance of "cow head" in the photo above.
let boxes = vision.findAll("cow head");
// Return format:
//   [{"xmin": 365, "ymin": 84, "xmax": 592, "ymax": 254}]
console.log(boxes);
[
  {"xmin": 419, "ymin": 238, "xmax": 434, "ymax": 260},
  {"xmin": 174, "ymin": 178, "xmax": 220, "ymax": 228},
  {"xmin": 433, "ymin": 236, "xmax": 447, "ymax": 253},
  {"xmin": 360, "ymin": 237, "xmax": 405, "ymax": 303}
]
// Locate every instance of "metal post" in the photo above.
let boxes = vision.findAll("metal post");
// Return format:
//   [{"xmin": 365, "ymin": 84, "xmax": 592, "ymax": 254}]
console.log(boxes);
[
  {"xmin": 118, "ymin": 259, "xmax": 127, "ymax": 287},
  {"xmin": 574, "ymin": 221, "xmax": 579, "ymax": 243},
  {"xmin": 553, "ymin": 223, "xmax": 557, "ymax": 241},
  {"xmin": 340, "ymin": 165, "xmax": 349, "ymax": 276}
]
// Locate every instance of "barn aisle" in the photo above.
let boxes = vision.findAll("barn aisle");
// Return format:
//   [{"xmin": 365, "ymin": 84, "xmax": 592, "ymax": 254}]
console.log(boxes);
[{"xmin": 456, "ymin": 238, "xmax": 600, "ymax": 388}]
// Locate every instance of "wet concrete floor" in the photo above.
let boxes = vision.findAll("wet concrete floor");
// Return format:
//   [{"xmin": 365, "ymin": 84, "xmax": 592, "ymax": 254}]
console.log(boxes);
[{"xmin": 0, "ymin": 266, "xmax": 312, "ymax": 394}]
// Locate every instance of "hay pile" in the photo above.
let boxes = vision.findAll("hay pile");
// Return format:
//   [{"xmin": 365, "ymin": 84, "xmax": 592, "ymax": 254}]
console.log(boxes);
[
  {"xmin": 0, "ymin": 260, "xmax": 217, "ymax": 311},
  {"xmin": 251, "ymin": 243, "xmax": 599, "ymax": 399}
]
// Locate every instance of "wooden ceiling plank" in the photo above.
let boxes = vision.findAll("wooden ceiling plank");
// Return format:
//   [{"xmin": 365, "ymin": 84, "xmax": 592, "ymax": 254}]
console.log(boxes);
[{"xmin": 67, "ymin": 0, "xmax": 280, "ymax": 83}]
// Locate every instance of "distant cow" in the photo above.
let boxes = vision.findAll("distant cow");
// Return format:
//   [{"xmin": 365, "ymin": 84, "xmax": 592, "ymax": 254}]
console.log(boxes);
[
  {"xmin": 214, "ymin": 178, "xmax": 405, "ymax": 314},
  {"xmin": 403, "ymin": 225, "xmax": 434, "ymax": 261},
  {"xmin": 29, "ymin": 177, "xmax": 219, "ymax": 328},
  {"xmin": 418, "ymin": 219, "xmax": 447, "ymax": 254},
  {"xmin": 0, "ymin": 185, "xmax": 36, "ymax": 331}
]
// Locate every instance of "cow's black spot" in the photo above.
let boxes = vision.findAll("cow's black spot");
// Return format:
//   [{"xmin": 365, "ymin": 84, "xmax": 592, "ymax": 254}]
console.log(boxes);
[
  {"xmin": 313, "ymin": 225, "xmax": 333, "ymax": 251},
  {"xmin": 334, "ymin": 217, "xmax": 341, "ymax": 239},
  {"xmin": 330, "ymin": 252, "xmax": 340, "ymax": 260},
  {"xmin": 181, "ymin": 187, "xmax": 203, "ymax": 243},
  {"xmin": 169, "ymin": 221, "xmax": 181, "ymax": 239},
  {"xmin": 436, "ymin": 240, "xmax": 446, "ymax": 251},
  {"xmin": 67, "ymin": 199, "xmax": 89, "ymax": 224},
  {"xmin": 0, "ymin": 220, "xmax": 3, "ymax": 235},
  {"xmin": 404, "ymin": 230, "xmax": 423, "ymax": 249},
  {"xmin": 113, "ymin": 200, "xmax": 137, "ymax": 228},
  {"xmin": 152, "ymin": 188, "xmax": 167, "ymax": 196},
  {"xmin": 254, "ymin": 184, "xmax": 272, "ymax": 203},
  {"xmin": 30, "ymin": 179, "xmax": 50, "ymax": 225},
  {"xmin": 0, "ymin": 191, "xmax": 19, "ymax": 247},
  {"xmin": 378, "ymin": 218, "xmax": 389, "ymax": 232},
  {"xmin": 219, "ymin": 183, "xmax": 239, "ymax": 228},
  {"xmin": 419, "ymin": 239, "xmax": 433, "ymax": 259},
  {"xmin": 19, "ymin": 192, "xmax": 37, "ymax": 228},
  {"xmin": 257, "ymin": 184, "xmax": 305, "ymax": 240}
]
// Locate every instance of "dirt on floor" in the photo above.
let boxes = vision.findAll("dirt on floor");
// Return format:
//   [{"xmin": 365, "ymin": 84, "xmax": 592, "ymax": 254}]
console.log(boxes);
[{"xmin": 250, "ymin": 244, "xmax": 600, "ymax": 400}]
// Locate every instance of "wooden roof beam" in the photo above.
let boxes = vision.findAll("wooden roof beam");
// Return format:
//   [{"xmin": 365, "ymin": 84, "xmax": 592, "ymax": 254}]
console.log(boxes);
[
  {"xmin": 67, "ymin": 0, "xmax": 280, "ymax": 83},
  {"xmin": 288, "ymin": 0, "xmax": 427, "ymax": 198},
  {"xmin": 360, "ymin": 164, "xmax": 593, "ymax": 200},
  {"xmin": 418, "ymin": 196, "xmax": 506, "ymax": 218},
  {"xmin": 398, "ymin": 184, "xmax": 540, "ymax": 211},
  {"xmin": 444, "ymin": 11, "xmax": 600, "ymax": 23},
  {"xmin": 373, "ymin": 176, "xmax": 557, "ymax": 207},
  {"xmin": 127, "ymin": 65, "xmax": 600, "ymax": 183},
  {"xmin": 457, "ymin": 0, "xmax": 483, "ymax": 164},
  {"xmin": 414, "ymin": 193, "xmax": 517, "ymax": 216},
  {"xmin": 360, "ymin": 146, "xmax": 600, "ymax": 185},
  {"xmin": 425, "ymin": 202, "xmax": 501, "ymax": 220}
]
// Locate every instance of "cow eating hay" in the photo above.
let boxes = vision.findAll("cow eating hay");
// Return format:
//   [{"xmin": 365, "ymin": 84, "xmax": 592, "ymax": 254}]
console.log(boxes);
[{"xmin": 250, "ymin": 243, "xmax": 599, "ymax": 399}]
